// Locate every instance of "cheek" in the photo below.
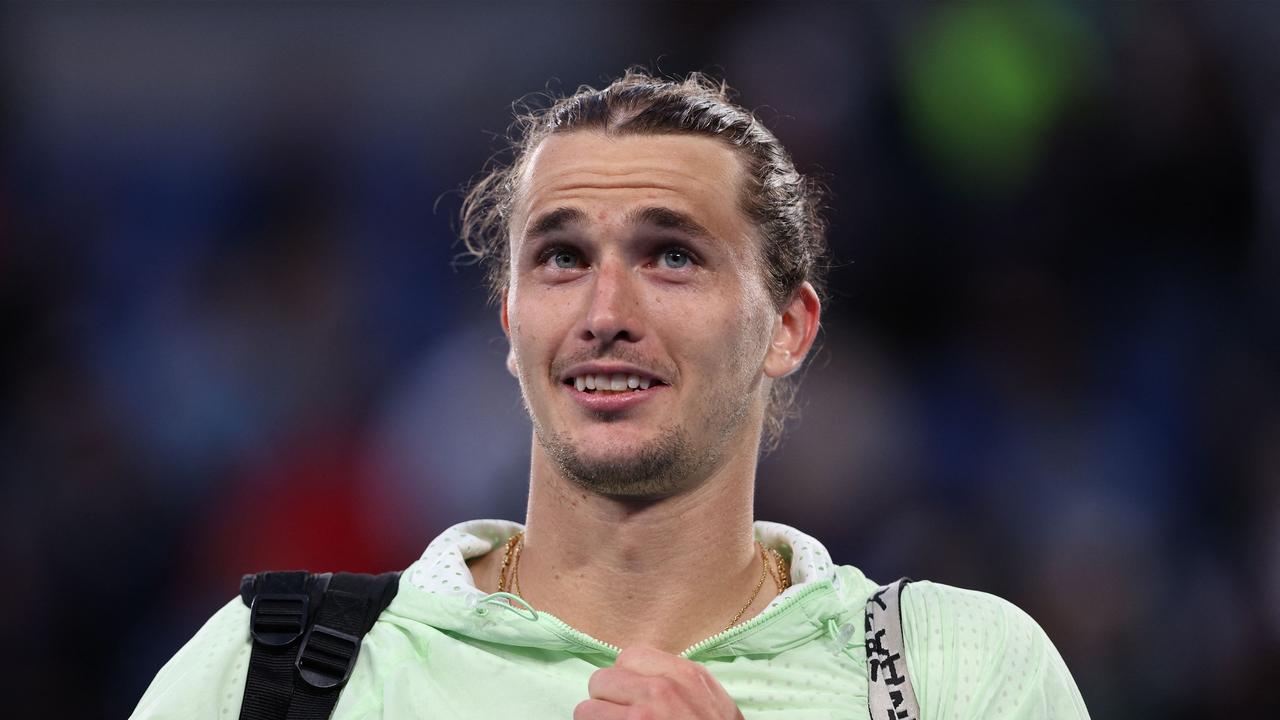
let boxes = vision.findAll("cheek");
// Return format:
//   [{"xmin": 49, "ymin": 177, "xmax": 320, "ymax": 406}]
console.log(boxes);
[
  {"xmin": 507, "ymin": 298, "xmax": 571, "ymax": 376},
  {"xmin": 509, "ymin": 324, "xmax": 544, "ymax": 371},
  {"xmin": 674, "ymin": 300, "xmax": 768, "ymax": 377}
]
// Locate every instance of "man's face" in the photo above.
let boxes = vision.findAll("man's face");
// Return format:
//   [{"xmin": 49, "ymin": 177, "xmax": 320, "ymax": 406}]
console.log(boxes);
[{"xmin": 502, "ymin": 131, "xmax": 788, "ymax": 497}]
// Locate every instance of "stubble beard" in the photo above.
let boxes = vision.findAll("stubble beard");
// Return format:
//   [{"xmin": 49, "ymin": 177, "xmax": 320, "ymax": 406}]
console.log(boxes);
[
  {"xmin": 536, "ymin": 420, "xmax": 695, "ymax": 498},
  {"xmin": 529, "ymin": 388, "xmax": 755, "ymax": 500}
]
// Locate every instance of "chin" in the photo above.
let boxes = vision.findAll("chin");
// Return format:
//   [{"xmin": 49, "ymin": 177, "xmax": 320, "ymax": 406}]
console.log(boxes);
[{"xmin": 534, "ymin": 419, "xmax": 709, "ymax": 499}]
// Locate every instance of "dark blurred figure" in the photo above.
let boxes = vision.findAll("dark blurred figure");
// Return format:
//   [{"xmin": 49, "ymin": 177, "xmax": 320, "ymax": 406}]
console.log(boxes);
[{"xmin": 2, "ymin": 2, "xmax": 1278, "ymax": 717}]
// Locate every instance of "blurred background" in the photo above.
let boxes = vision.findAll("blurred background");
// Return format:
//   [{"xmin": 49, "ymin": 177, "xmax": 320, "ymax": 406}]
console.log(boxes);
[{"xmin": 2, "ymin": 1, "xmax": 1277, "ymax": 717}]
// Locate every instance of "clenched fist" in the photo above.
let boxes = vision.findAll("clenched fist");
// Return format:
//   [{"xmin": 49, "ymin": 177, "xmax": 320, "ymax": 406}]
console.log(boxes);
[{"xmin": 575, "ymin": 646, "xmax": 745, "ymax": 720}]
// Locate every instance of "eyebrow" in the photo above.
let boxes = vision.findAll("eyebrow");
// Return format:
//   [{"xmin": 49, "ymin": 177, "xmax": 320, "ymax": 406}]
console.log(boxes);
[
  {"xmin": 523, "ymin": 205, "xmax": 715, "ymax": 241},
  {"xmin": 627, "ymin": 206, "xmax": 715, "ymax": 241},
  {"xmin": 525, "ymin": 207, "xmax": 586, "ymax": 239}
]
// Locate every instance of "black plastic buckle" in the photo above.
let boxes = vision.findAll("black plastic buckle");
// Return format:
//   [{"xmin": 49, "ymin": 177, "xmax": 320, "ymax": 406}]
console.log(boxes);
[
  {"xmin": 295, "ymin": 624, "xmax": 361, "ymax": 689},
  {"xmin": 250, "ymin": 593, "xmax": 309, "ymax": 647}
]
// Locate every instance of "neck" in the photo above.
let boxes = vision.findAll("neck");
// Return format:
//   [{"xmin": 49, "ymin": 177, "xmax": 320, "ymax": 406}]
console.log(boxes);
[{"xmin": 508, "ymin": 435, "xmax": 770, "ymax": 653}]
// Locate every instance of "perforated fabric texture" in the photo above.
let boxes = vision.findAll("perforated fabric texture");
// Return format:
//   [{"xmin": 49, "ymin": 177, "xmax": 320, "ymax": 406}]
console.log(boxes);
[
  {"xmin": 132, "ymin": 521, "xmax": 1090, "ymax": 719},
  {"xmin": 901, "ymin": 581, "xmax": 1090, "ymax": 719},
  {"xmin": 135, "ymin": 598, "xmax": 254, "ymax": 718}
]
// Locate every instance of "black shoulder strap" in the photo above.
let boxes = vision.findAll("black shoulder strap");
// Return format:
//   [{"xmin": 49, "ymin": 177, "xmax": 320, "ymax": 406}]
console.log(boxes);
[
  {"xmin": 864, "ymin": 578, "xmax": 920, "ymax": 720},
  {"xmin": 238, "ymin": 570, "xmax": 400, "ymax": 720}
]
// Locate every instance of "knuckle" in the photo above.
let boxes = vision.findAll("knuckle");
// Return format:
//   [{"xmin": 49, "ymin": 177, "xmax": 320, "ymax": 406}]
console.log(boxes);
[
  {"xmin": 679, "ymin": 663, "xmax": 705, "ymax": 684},
  {"xmin": 616, "ymin": 645, "xmax": 650, "ymax": 665},
  {"xmin": 650, "ymin": 676, "xmax": 679, "ymax": 701},
  {"xmin": 586, "ymin": 669, "xmax": 606, "ymax": 695}
]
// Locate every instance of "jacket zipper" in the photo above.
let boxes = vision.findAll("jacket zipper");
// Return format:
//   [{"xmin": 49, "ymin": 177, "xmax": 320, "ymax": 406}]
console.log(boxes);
[
  {"xmin": 536, "ymin": 580, "xmax": 834, "ymax": 659},
  {"xmin": 681, "ymin": 581, "xmax": 832, "ymax": 658},
  {"xmin": 543, "ymin": 613, "xmax": 622, "ymax": 654}
]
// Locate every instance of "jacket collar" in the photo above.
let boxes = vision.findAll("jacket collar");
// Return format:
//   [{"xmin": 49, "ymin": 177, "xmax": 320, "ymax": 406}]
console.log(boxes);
[{"xmin": 385, "ymin": 519, "xmax": 873, "ymax": 659}]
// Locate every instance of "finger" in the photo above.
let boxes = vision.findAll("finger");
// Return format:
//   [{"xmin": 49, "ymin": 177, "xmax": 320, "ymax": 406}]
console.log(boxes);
[
  {"xmin": 587, "ymin": 666, "xmax": 644, "ymax": 704},
  {"xmin": 615, "ymin": 645, "xmax": 708, "ymax": 690},
  {"xmin": 614, "ymin": 645, "xmax": 687, "ymax": 677},
  {"xmin": 572, "ymin": 698, "xmax": 629, "ymax": 720},
  {"xmin": 616, "ymin": 646, "xmax": 734, "ymax": 708}
]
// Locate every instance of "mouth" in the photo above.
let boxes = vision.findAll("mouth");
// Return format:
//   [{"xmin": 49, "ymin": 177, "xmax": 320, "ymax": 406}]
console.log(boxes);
[{"xmin": 562, "ymin": 372, "xmax": 670, "ymax": 395}]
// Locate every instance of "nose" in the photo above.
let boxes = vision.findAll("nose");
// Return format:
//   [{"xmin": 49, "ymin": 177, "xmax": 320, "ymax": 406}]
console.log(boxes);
[{"xmin": 582, "ymin": 259, "xmax": 643, "ymax": 345}]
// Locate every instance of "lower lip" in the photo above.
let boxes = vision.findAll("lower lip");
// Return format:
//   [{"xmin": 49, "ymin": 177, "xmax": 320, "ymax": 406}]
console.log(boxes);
[{"xmin": 562, "ymin": 381, "xmax": 667, "ymax": 413}]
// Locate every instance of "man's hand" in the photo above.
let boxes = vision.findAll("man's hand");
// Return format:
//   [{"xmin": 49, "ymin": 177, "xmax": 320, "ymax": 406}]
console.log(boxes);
[{"xmin": 575, "ymin": 646, "xmax": 745, "ymax": 720}]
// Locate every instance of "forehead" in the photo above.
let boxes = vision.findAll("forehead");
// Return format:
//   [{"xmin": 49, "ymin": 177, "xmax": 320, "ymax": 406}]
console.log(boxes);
[{"xmin": 511, "ymin": 131, "xmax": 751, "ymax": 239}]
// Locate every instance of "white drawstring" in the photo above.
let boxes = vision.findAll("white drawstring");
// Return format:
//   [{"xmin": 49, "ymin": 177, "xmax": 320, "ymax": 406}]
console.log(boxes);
[
  {"xmin": 825, "ymin": 618, "xmax": 856, "ymax": 656},
  {"xmin": 466, "ymin": 591, "xmax": 539, "ymax": 622}
]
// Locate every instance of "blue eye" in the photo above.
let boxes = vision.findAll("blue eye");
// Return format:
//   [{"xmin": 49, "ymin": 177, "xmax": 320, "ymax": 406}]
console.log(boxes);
[
  {"xmin": 550, "ymin": 250, "xmax": 580, "ymax": 269},
  {"xmin": 661, "ymin": 249, "xmax": 691, "ymax": 269}
]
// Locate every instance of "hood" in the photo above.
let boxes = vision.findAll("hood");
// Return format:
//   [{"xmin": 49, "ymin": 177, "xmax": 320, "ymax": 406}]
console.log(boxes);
[{"xmin": 381, "ymin": 519, "xmax": 876, "ymax": 661}]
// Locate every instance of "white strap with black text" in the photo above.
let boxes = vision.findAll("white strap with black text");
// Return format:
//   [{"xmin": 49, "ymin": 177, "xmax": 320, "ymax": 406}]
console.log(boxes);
[{"xmin": 864, "ymin": 578, "xmax": 920, "ymax": 720}]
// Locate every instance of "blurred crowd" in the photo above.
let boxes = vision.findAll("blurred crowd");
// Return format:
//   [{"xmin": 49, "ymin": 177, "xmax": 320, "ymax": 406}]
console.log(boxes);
[{"xmin": 1, "ymin": 2, "xmax": 1277, "ymax": 717}]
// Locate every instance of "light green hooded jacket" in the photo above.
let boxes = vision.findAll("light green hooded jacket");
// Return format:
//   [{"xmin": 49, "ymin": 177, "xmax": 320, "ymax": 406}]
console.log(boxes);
[{"xmin": 132, "ymin": 520, "xmax": 1089, "ymax": 719}]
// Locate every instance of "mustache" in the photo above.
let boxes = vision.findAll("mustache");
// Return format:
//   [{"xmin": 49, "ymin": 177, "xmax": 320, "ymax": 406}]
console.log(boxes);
[{"xmin": 549, "ymin": 347, "xmax": 677, "ymax": 383}]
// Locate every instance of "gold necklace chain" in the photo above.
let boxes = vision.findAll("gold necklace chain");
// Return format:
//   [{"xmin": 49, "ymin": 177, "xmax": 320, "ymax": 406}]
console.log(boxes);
[
  {"xmin": 512, "ymin": 534, "xmax": 525, "ymax": 598},
  {"xmin": 496, "ymin": 532, "xmax": 791, "ymax": 631},
  {"xmin": 497, "ymin": 532, "xmax": 521, "ymax": 593},
  {"xmin": 724, "ymin": 543, "xmax": 769, "ymax": 631},
  {"xmin": 768, "ymin": 544, "xmax": 791, "ymax": 593}
]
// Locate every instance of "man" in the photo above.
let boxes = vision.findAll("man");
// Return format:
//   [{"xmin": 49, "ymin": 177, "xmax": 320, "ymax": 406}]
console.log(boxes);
[{"xmin": 134, "ymin": 70, "xmax": 1090, "ymax": 719}]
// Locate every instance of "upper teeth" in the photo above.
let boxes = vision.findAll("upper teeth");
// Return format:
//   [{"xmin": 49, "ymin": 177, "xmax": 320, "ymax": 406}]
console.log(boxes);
[{"xmin": 572, "ymin": 373, "xmax": 654, "ymax": 392}]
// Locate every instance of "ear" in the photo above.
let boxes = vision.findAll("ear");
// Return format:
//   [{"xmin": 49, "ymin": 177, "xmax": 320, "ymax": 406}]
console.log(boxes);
[
  {"xmin": 501, "ymin": 294, "xmax": 518, "ymax": 377},
  {"xmin": 763, "ymin": 282, "xmax": 821, "ymax": 379}
]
